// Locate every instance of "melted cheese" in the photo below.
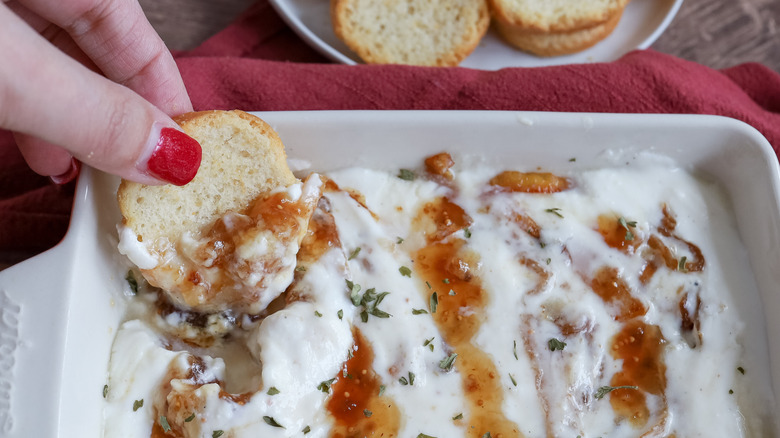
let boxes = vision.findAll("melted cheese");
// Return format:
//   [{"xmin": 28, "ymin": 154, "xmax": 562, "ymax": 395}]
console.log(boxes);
[{"xmin": 105, "ymin": 154, "xmax": 772, "ymax": 437}]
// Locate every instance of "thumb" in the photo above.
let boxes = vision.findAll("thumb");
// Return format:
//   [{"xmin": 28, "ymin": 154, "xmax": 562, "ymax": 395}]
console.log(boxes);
[{"xmin": 1, "ymin": 5, "xmax": 201, "ymax": 185}]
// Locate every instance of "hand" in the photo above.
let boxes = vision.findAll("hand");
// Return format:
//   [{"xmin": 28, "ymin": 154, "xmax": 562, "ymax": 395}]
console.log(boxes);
[{"xmin": 0, "ymin": 0, "xmax": 201, "ymax": 186}]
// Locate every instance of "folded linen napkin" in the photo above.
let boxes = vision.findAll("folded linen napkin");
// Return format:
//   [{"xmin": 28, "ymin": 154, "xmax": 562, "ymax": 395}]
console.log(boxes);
[{"xmin": 1, "ymin": 0, "xmax": 779, "ymax": 266}]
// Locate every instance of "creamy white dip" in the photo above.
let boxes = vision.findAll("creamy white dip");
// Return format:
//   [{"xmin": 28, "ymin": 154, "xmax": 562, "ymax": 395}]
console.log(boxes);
[{"xmin": 104, "ymin": 153, "xmax": 772, "ymax": 438}]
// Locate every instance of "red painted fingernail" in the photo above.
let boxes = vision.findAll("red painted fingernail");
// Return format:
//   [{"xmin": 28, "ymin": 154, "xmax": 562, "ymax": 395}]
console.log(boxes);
[
  {"xmin": 147, "ymin": 128, "xmax": 202, "ymax": 186},
  {"xmin": 50, "ymin": 158, "xmax": 81, "ymax": 185}
]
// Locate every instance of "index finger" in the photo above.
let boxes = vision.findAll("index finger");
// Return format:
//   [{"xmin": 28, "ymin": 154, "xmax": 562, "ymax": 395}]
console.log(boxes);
[{"xmin": 17, "ymin": 0, "xmax": 192, "ymax": 116}]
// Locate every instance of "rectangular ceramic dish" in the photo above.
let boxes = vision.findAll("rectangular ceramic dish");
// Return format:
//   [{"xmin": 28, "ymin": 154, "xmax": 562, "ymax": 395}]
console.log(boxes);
[{"xmin": 1, "ymin": 111, "xmax": 779, "ymax": 437}]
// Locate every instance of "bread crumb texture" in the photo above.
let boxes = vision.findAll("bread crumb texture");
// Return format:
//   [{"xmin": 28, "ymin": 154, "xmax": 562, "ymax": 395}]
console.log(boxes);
[
  {"xmin": 118, "ymin": 110, "xmax": 296, "ymax": 247},
  {"xmin": 332, "ymin": 0, "xmax": 489, "ymax": 66},
  {"xmin": 489, "ymin": 0, "xmax": 629, "ymax": 33}
]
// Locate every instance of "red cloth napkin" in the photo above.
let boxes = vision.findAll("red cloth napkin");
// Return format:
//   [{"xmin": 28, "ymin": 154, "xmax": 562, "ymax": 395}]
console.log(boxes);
[{"xmin": 2, "ymin": 0, "xmax": 780, "ymax": 266}]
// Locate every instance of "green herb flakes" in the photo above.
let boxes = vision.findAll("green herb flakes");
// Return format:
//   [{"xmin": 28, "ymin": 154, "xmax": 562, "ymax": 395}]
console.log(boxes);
[
  {"xmin": 318, "ymin": 378, "xmax": 336, "ymax": 393},
  {"xmin": 267, "ymin": 387, "xmax": 280, "ymax": 395},
  {"xmin": 125, "ymin": 270, "xmax": 138, "ymax": 294},
  {"xmin": 442, "ymin": 278, "xmax": 450, "ymax": 284},
  {"xmin": 412, "ymin": 308, "xmax": 428, "ymax": 315},
  {"xmin": 263, "ymin": 416, "xmax": 284, "ymax": 428},
  {"xmin": 448, "ymin": 290, "xmax": 456, "ymax": 296},
  {"xmin": 545, "ymin": 207, "xmax": 564, "ymax": 218},
  {"xmin": 338, "ymin": 309, "xmax": 343, "ymax": 320},
  {"xmin": 482, "ymin": 432, "xmax": 492, "ymax": 438},
  {"xmin": 348, "ymin": 247, "xmax": 361, "ymax": 260},
  {"xmin": 159, "ymin": 416, "xmax": 171, "ymax": 432},
  {"xmin": 212, "ymin": 431, "xmax": 224, "ymax": 438},
  {"xmin": 417, "ymin": 434, "xmax": 437, "ymax": 438},
  {"xmin": 618, "ymin": 217, "xmax": 637, "ymax": 241},
  {"xmin": 184, "ymin": 413, "xmax": 196, "ymax": 423},
  {"xmin": 678, "ymin": 256, "xmax": 688, "ymax": 272},
  {"xmin": 364, "ymin": 409, "xmax": 373, "ymax": 418},
  {"xmin": 398, "ymin": 169, "xmax": 416, "ymax": 181},
  {"xmin": 103, "ymin": 384, "xmax": 108, "ymax": 398},
  {"xmin": 399, "ymin": 376, "xmax": 409, "ymax": 385},
  {"xmin": 509, "ymin": 374, "xmax": 517, "ymax": 386},
  {"xmin": 452, "ymin": 413, "xmax": 463, "ymax": 420},
  {"xmin": 132, "ymin": 399, "xmax": 143, "ymax": 412},
  {"xmin": 594, "ymin": 385, "xmax": 639, "ymax": 400},
  {"xmin": 729, "ymin": 389, "xmax": 734, "ymax": 394},
  {"xmin": 399, "ymin": 266, "xmax": 412, "ymax": 277},
  {"xmin": 423, "ymin": 337, "xmax": 435, "ymax": 352},
  {"xmin": 408, "ymin": 372, "xmax": 416, "ymax": 385},
  {"xmin": 430, "ymin": 292, "xmax": 438, "ymax": 314},
  {"xmin": 738, "ymin": 366, "xmax": 745, "ymax": 375},
  {"xmin": 303, "ymin": 425, "xmax": 311, "ymax": 434},
  {"xmin": 347, "ymin": 280, "xmax": 362, "ymax": 306},
  {"xmin": 379, "ymin": 385, "xmax": 386, "ymax": 396},
  {"xmin": 548, "ymin": 338, "xmax": 566, "ymax": 351},
  {"xmin": 314, "ymin": 311, "xmax": 322, "ymax": 317},
  {"xmin": 295, "ymin": 265, "xmax": 307, "ymax": 272},
  {"xmin": 397, "ymin": 237, "xmax": 405, "ymax": 244},
  {"xmin": 513, "ymin": 340, "xmax": 519, "ymax": 360},
  {"xmin": 463, "ymin": 228, "xmax": 472, "ymax": 238},
  {"xmin": 439, "ymin": 353, "xmax": 458, "ymax": 372}
]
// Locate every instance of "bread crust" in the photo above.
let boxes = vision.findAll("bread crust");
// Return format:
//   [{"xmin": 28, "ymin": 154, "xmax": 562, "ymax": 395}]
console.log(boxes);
[
  {"xmin": 488, "ymin": 0, "xmax": 629, "ymax": 33},
  {"xmin": 331, "ymin": 0, "xmax": 489, "ymax": 66},
  {"xmin": 494, "ymin": 7, "xmax": 623, "ymax": 56}
]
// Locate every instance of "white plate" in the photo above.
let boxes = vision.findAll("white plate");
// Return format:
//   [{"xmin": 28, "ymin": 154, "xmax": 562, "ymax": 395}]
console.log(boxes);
[
  {"xmin": 268, "ymin": 0, "xmax": 683, "ymax": 69},
  {"xmin": 0, "ymin": 111, "xmax": 778, "ymax": 437}
]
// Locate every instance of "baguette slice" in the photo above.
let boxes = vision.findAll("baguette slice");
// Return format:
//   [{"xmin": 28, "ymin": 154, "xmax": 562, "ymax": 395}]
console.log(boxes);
[
  {"xmin": 489, "ymin": 0, "xmax": 629, "ymax": 33},
  {"xmin": 331, "ymin": 0, "xmax": 490, "ymax": 66},
  {"xmin": 118, "ymin": 110, "xmax": 321, "ymax": 314},
  {"xmin": 494, "ymin": 8, "xmax": 623, "ymax": 57}
]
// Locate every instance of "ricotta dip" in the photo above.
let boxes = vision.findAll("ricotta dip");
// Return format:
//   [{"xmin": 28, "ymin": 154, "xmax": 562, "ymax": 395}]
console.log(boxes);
[{"xmin": 105, "ymin": 152, "xmax": 773, "ymax": 438}]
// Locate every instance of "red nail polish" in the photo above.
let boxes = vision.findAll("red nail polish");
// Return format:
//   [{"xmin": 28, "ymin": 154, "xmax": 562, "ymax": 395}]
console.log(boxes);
[
  {"xmin": 50, "ymin": 158, "xmax": 81, "ymax": 185},
  {"xmin": 147, "ymin": 128, "xmax": 202, "ymax": 186}
]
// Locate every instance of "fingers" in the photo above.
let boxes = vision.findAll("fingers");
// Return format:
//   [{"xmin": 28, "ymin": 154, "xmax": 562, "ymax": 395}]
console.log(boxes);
[
  {"xmin": 15, "ymin": 0, "xmax": 192, "ymax": 116},
  {"xmin": 0, "ymin": 5, "xmax": 201, "ymax": 185}
]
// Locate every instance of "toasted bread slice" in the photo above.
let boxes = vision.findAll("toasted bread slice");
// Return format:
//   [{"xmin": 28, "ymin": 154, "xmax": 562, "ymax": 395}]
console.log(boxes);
[
  {"xmin": 489, "ymin": 0, "xmax": 629, "ymax": 33},
  {"xmin": 331, "ymin": 0, "xmax": 490, "ymax": 66},
  {"xmin": 118, "ymin": 110, "xmax": 321, "ymax": 314},
  {"xmin": 494, "ymin": 8, "xmax": 623, "ymax": 57}
]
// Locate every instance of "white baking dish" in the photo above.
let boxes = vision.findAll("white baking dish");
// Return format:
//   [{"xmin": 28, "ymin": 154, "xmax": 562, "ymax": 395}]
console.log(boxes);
[{"xmin": 0, "ymin": 111, "xmax": 778, "ymax": 437}]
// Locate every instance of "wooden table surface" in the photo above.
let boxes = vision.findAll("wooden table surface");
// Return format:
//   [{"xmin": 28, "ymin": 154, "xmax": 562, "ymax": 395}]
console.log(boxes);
[{"xmin": 140, "ymin": 0, "xmax": 779, "ymax": 72}]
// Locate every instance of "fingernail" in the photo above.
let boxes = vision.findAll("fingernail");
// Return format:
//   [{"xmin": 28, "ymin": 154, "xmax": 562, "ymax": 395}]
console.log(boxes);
[
  {"xmin": 50, "ymin": 158, "xmax": 81, "ymax": 185},
  {"xmin": 146, "ymin": 127, "xmax": 202, "ymax": 186}
]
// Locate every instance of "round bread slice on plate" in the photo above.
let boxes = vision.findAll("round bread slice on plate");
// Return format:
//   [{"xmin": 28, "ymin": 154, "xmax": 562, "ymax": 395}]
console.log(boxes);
[
  {"xmin": 118, "ymin": 110, "xmax": 322, "ymax": 315},
  {"xmin": 331, "ymin": 0, "xmax": 490, "ymax": 66}
]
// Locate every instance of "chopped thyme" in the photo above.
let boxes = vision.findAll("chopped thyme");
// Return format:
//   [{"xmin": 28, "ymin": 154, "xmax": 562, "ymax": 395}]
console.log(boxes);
[
  {"xmin": 738, "ymin": 366, "xmax": 745, "ymax": 375},
  {"xmin": 159, "ymin": 416, "xmax": 171, "ymax": 433},
  {"xmin": 594, "ymin": 385, "xmax": 639, "ymax": 400},
  {"xmin": 267, "ymin": 387, "xmax": 280, "ymax": 395},
  {"xmin": 463, "ymin": 227, "xmax": 472, "ymax": 238},
  {"xmin": 452, "ymin": 413, "xmax": 463, "ymax": 420},
  {"xmin": 408, "ymin": 372, "xmax": 416, "ymax": 385},
  {"xmin": 619, "ymin": 217, "xmax": 637, "ymax": 241},
  {"xmin": 303, "ymin": 425, "xmax": 311, "ymax": 434},
  {"xmin": 548, "ymin": 338, "xmax": 566, "ymax": 351},
  {"xmin": 317, "ymin": 378, "xmax": 336, "ymax": 393},
  {"xmin": 348, "ymin": 247, "xmax": 361, "ymax": 260},
  {"xmin": 443, "ymin": 278, "xmax": 450, "ymax": 284},
  {"xmin": 678, "ymin": 256, "xmax": 688, "ymax": 272},
  {"xmin": 569, "ymin": 157, "xmax": 576, "ymax": 162},
  {"xmin": 399, "ymin": 376, "xmax": 409, "ymax": 385},
  {"xmin": 364, "ymin": 409, "xmax": 373, "ymax": 418},
  {"xmin": 513, "ymin": 340, "xmax": 518, "ymax": 360},
  {"xmin": 295, "ymin": 265, "xmax": 307, "ymax": 272},
  {"xmin": 397, "ymin": 237, "xmax": 405, "ymax": 244},
  {"xmin": 263, "ymin": 416, "xmax": 284, "ymax": 428},
  {"xmin": 348, "ymin": 348, "xmax": 354, "ymax": 359},
  {"xmin": 184, "ymin": 413, "xmax": 196, "ymax": 423},
  {"xmin": 379, "ymin": 385, "xmax": 386, "ymax": 396},
  {"xmin": 338, "ymin": 309, "xmax": 343, "ymax": 320},
  {"xmin": 125, "ymin": 270, "xmax": 138, "ymax": 294},
  {"xmin": 412, "ymin": 308, "xmax": 428, "ymax": 315},
  {"xmin": 212, "ymin": 431, "xmax": 224, "ymax": 438},
  {"xmin": 729, "ymin": 389, "xmax": 734, "ymax": 394},
  {"xmin": 103, "ymin": 384, "xmax": 108, "ymax": 398},
  {"xmin": 314, "ymin": 311, "xmax": 322, "ymax": 317},
  {"xmin": 482, "ymin": 433, "xmax": 492, "ymax": 438},
  {"xmin": 425, "ymin": 281, "xmax": 432, "ymax": 289},
  {"xmin": 439, "ymin": 353, "xmax": 458, "ymax": 372},
  {"xmin": 132, "ymin": 399, "xmax": 143, "ymax": 412},
  {"xmin": 417, "ymin": 434, "xmax": 436, "ymax": 438},
  {"xmin": 423, "ymin": 337, "xmax": 435, "ymax": 352},
  {"xmin": 545, "ymin": 207, "xmax": 564, "ymax": 218},
  {"xmin": 430, "ymin": 292, "xmax": 438, "ymax": 313},
  {"xmin": 546, "ymin": 258, "xmax": 551, "ymax": 265},
  {"xmin": 509, "ymin": 374, "xmax": 517, "ymax": 386},
  {"xmin": 398, "ymin": 169, "xmax": 416, "ymax": 181},
  {"xmin": 347, "ymin": 280, "xmax": 362, "ymax": 306},
  {"xmin": 399, "ymin": 266, "xmax": 412, "ymax": 277}
]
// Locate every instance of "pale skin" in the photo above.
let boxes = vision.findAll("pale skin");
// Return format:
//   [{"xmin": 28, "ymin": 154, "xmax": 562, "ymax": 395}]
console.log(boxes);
[{"xmin": 0, "ymin": 0, "xmax": 196, "ymax": 184}]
